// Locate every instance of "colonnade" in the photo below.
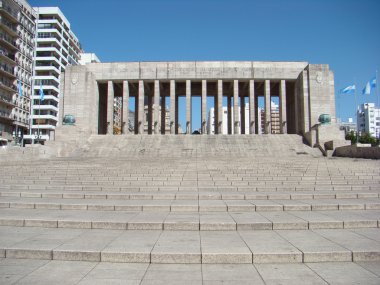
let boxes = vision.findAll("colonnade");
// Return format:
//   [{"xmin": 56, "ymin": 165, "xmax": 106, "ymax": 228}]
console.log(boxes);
[{"xmin": 103, "ymin": 79, "xmax": 288, "ymax": 135}]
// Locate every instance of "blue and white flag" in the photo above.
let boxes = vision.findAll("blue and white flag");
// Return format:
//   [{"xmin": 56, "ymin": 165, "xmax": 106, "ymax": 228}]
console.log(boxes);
[
  {"xmin": 340, "ymin": 85, "xmax": 356, "ymax": 94},
  {"xmin": 370, "ymin": 77, "xmax": 377, "ymax": 88},
  {"xmin": 39, "ymin": 82, "xmax": 44, "ymax": 102},
  {"xmin": 362, "ymin": 77, "xmax": 376, "ymax": 95},
  {"xmin": 17, "ymin": 80, "xmax": 23, "ymax": 98}
]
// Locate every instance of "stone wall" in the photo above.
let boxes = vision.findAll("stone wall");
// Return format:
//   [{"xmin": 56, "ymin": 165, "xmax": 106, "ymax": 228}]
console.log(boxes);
[{"xmin": 334, "ymin": 145, "xmax": 380, "ymax": 159}]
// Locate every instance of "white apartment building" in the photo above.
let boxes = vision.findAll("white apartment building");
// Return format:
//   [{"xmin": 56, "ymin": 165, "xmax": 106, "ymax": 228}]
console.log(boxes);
[
  {"xmin": 357, "ymin": 103, "xmax": 380, "ymax": 138},
  {"xmin": 79, "ymin": 52, "xmax": 100, "ymax": 65},
  {"xmin": 26, "ymin": 7, "xmax": 82, "ymax": 142},
  {"xmin": 207, "ymin": 104, "xmax": 263, "ymax": 135}
]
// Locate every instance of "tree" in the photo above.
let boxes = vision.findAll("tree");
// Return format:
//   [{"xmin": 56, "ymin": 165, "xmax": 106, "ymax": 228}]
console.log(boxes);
[{"xmin": 346, "ymin": 131, "xmax": 380, "ymax": 146}]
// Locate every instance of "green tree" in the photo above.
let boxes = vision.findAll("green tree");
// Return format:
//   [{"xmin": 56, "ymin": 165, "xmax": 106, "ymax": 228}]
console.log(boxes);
[{"xmin": 345, "ymin": 131, "xmax": 357, "ymax": 145}]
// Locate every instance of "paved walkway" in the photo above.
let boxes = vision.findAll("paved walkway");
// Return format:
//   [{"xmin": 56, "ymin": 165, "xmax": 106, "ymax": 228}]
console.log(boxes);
[{"xmin": 1, "ymin": 258, "xmax": 380, "ymax": 285}]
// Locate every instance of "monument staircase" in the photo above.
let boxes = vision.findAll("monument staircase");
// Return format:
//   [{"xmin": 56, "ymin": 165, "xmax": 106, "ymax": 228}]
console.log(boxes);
[{"xmin": 0, "ymin": 134, "xmax": 380, "ymax": 283}]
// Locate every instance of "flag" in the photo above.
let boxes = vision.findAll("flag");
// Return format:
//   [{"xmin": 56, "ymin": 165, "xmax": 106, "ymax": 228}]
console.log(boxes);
[
  {"xmin": 17, "ymin": 80, "xmax": 23, "ymax": 98},
  {"xmin": 362, "ymin": 77, "xmax": 376, "ymax": 95},
  {"xmin": 340, "ymin": 85, "xmax": 356, "ymax": 94},
  {"xmin": 370, "ymin": 77, "xmax": 377, "ymax": 88},
  {"xmin": 39, "ymin": 82, "xmax": 44, "ymax": 101}
]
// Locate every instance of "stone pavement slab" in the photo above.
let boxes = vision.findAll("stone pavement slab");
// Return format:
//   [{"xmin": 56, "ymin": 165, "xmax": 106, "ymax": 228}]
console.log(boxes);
[
  {"xmin": 255, "ymin": 263, "xmax": 327, "ymax": 285},
  {"xmin": 201, "ymin": 231, "xmax": 252, "ymax": 263},
  {"xmin": 151, "ymin": 231, "xmax": 201, "ymax": 263},
  {"xmin": 2, "ymin": 259, "xmax": 379, "ymax": 284},
  {"xmin": 307, "ymin": 262, "xmax": 380, "ymax": 285},
  {"xmin": 101, "ymin": 230, "xmax": 161, "ymax": 263},
  {"xmin": 239, "ymin": 230, "xmax": 302, "ymax": 263}
]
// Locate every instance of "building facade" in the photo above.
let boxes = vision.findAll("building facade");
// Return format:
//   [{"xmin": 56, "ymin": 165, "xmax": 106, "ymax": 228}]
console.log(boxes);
[
  {"xmin": 207, "ymin": 104, "xmax": 258, "ymax": 135},
  {"xmin": 59, "ymin": 61, "xmax": 336, "ymax": 139},
  {"xmin": 260, "ymin": 101, "xmax": 280, "ymax": 134},
  {"xmin": 26, "ymin": 7, "xmax": 82, "ymax": 142},
  {"xmin": 0, "ymin": 0, "xmax": 19, "ymax": 144},
  {"xmin": 79, "ymin": 52, "xmax": 100, "ymax": 65},
  {"xmin": 14, "ymin": 0, "xmax": 35, "ymax": 144},
  {"xmin": 357, "ymin": 103, "xmax": 380, "ymax": 138},
  {"xmin": 0, "ymin": 0, "xmax": 35, "ymax": 145}
]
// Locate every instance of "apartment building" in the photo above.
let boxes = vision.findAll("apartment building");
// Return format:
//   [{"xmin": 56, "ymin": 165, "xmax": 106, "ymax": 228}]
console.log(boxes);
[
  {"xmin": 25, "ymin": 7, "xmax": 82, "ymax": 142},
  {"xmin": 0, "ymin": 0, "xmax": 35, "ymax": 145},
  {"xmin": 357, "ymin": 103, "xmax": 380, "ymax": 138}
]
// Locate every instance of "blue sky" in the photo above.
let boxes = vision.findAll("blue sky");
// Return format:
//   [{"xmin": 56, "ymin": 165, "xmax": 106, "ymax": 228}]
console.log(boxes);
[{"xmin": 30, "ymin": 0, "xmax": 380, "ymax": 130}]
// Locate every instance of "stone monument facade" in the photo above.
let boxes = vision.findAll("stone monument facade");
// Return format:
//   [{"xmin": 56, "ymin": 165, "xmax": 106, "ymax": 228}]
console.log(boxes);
[{"xmin": 59, "ymin": 61, "xmax": 335, "ymax": 138}]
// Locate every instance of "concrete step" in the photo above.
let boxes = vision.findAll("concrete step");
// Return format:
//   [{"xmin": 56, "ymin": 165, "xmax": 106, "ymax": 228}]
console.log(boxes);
[
  {"xmin": 0, "ymin": 208, "xmax": 379, "ymax": 231},
  {"xmin": 1, "ymin": 226, "xmax": 380, "ymax": 264},
  {"xmin": 2, "ymin": 190, "xmax": 379, "ymax": 200},
  {"xmin": 81, "ymin": 134, "xmax": 321, "ymax": 158},
  {"xmin": 1, "ymin": 197, "xmax": 380, "ymax": 212}
]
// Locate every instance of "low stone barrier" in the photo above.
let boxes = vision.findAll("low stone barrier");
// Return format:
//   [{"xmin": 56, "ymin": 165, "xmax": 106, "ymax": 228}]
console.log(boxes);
[{"xmin": 334, "ymin": 145, "xmax": 380, "ymax": 159}]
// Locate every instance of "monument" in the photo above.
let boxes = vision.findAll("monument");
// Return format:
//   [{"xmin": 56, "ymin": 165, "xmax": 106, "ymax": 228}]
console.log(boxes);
[{"xmin": 59, "ymin": 61, "xmax": 336, "ymax": 142}]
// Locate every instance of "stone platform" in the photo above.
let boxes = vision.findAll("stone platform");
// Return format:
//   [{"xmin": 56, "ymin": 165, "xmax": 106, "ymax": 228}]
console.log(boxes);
[{"xmin": 0, "ymin": 135, "xmax": 380, "ymax": 283}]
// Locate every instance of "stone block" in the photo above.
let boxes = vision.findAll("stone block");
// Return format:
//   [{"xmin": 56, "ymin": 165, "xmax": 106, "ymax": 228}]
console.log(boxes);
[
  {"xmin": 6, "ymin": 249, "xmax": 52, "ymax": 260},
  {"xmin": 53, "ymin": 250, "xmax": 100, "ymax": 262},
  {"xmin": 24, "ymin": 219, "xmax": 58, "ymax": 228}
]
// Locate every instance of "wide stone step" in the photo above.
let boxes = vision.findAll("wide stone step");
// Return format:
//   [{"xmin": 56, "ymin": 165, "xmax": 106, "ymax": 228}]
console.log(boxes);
[
  {"xmin": 1, "ymin": 226, "xmax": 380, "ymax": 264},
  {"xmin": 0, "ymin": 208, "xmax": 379, "ymax": 231},
  {"xmin": 1, "ymin": 190, "xmax": 379, "ymax": 200},
  {"xmin": 1, "ymin": 197, "xmax": 380, "ymax": 213}
]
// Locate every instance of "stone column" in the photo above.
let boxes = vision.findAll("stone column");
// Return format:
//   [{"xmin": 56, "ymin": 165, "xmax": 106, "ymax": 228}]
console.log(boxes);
[
  {"xmin": 107, "ymin": 81, "xmax": 114, "ymax": 135},
  {"xmin": 147, "ymin": 90, "xmax": 153, "ymax": 134},
  {"xmin": 227, "ymin": 95, "xmax": 232, "ymax": 134},
  {"xmin": 186, "ymin": 80, "xmax": 191, "ymax": 134},
  {"xmin": 233, "ymin": 80, "xmax": 240, "ymax": 134},
  {"xmin": 301, "ymin": 70, "xmax": 310, "ymax": 133},
  {"xmin": 161, "ymin": 91, "xmax": 166, "ymax": 135},
  {"xmin": 217, "ymin": 80, "xmax": 223, "ymax": 134},
  {"xmin": 240, "ymin": 93, "xmax": 245, "ymax": 134},
  {"xmin": 264, "ymin": 80, "xmax": 271, "ymax": 134},
  {"xmin": 254, "ymin": 94, "xmax": 259, "ymax": 134},
  {"xmin": 170, "ymin": 80, "xmax": 176, "ymax": 134},
  {"xmin": 201, "ymin": 80, "xmax": 207, "ymax": 134},
  {"xmin": 122, "ymin": 81, "xmax": 129, "ymax": 134},
  {"xmin": 280, "ymin": 80, "xmax": 287, "ymax": 134},
  {"xmin": 154, "ymin": 80, "xmax": 160, "ymax": 134},
  {"xmin": 249, "ymin": 80, "xmax": 255, "ymax": 134},
  {"xmin": 138, "ymin": 80, "xmax": 144, "ymax": 134},
  {"xmin": 175, "ymin": 95, "xmax": 179, "ymax": 134}
]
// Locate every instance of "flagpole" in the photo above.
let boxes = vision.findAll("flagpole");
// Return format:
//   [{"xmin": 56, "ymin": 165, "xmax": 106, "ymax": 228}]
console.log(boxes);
[
  {"xmin": 376, "ymin": 70, "xmax": 379, "ymax": 138},
  {"xmin": 354, "ymin": 79, "xmax": 358, "ymax": 144},
  {"xmin": 376, "ymin": 70, "xmax": 379, "ymax": 110}
]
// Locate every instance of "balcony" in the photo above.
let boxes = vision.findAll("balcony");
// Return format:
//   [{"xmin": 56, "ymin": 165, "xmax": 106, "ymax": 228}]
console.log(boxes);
[
  {"xmin": 0, "ymin": 110, "xmax": 14, "ymax": 122},
  {"xmin": 0, "ymin": 94, "xmax": 15, "ymax": 107},
  {"xmin": 35, "ymin": 65, "xmax": 60, "ymax": 75},
  {"xmin": 31, "ymin": 124, "xmax": 55, "ymax": 131},
  {"xmin": 0, "ymin": 48, "xmax": 16, "ymax": 64},
  {"xmin": 35, "ymin": 75, "xmax": 60, "ymax": 85},
  {"xmin": 0, "ymin": 32, "xmax": 17, "ymax": 50},
  {"xmin": 0, "ymin": 3, "xmax": 19, "ymax": 22},
  {"xmin": 33, "ymin": 104, "xmax": 59, "ymax": 112},
  {"xmin": 0, "ymin": 17, "xmax": 18, "ymax": 37},
  {"xmin": 32, "ymin": 114, "xmax": 58, "ymax": 122},
  {"xmin": 0, "ymin": 63, "xmax": 16, "ymax": 78},
  {"xmin": 35, "ymin": 56, "xmax": 62, "ymax": 67},
  {"xmin": 0, "ymin": 79, "xmax": 16, "ymax": 92},
  {"xmin": 32, "ymin": 94, "xmax": 59, "ymax": 102}
]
